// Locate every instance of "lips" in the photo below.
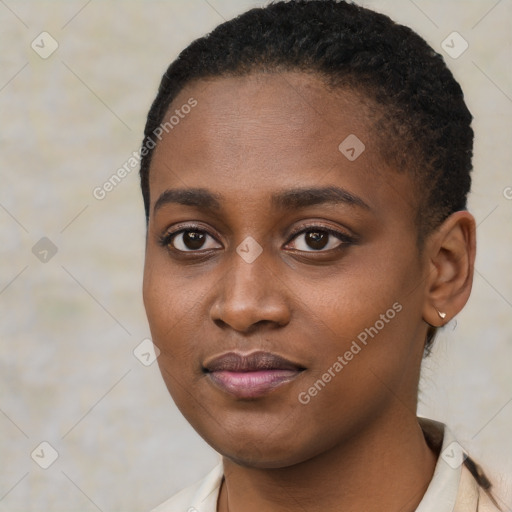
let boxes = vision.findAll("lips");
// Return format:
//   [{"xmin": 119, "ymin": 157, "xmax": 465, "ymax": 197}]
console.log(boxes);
[{"xmin": 203, "ymin": 351, "xmax": 305, "ymax": 399}]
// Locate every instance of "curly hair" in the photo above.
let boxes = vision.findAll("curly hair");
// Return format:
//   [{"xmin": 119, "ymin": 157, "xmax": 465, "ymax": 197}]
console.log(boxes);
[{"xmin": 139, "ymin": 0, "xmax": 474, "ymax": 351}]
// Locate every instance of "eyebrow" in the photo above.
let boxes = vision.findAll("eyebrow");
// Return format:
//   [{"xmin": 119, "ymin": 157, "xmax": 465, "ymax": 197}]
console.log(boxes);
[
  {"xmin": 272, "ymin": 186, "xmax": 370, "ymax": 211},
  {"xmin": 153, "ymin": 186, "xmax": 370, "ymax": 215}
]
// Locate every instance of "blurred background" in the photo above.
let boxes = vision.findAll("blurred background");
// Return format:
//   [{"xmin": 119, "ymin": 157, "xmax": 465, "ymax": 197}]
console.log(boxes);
[{"xmin": 0, "ymin": 0, "xmax": 511, "ymax": 510}]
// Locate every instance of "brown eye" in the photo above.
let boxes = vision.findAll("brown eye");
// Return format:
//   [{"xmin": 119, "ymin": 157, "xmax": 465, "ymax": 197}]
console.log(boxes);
[
  {"xmin": 163, "ymin": 229, "xmax": 221, "ymax": 252},
  {"xmin": 287, "ymin": 227, "xmax": 353, "ymax": 252},
  {"xmin": 303, "ymin": 231, "xmax": 329, "ymax": 250}
]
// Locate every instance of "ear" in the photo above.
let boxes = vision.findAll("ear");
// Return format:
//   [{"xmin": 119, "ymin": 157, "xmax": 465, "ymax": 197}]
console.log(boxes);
[{"xmin": 422, "ymin": 211, "xmax": 476, "ymax": 327}]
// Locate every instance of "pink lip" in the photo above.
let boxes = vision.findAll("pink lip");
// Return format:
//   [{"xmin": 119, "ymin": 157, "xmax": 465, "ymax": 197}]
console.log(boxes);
[{"xmin": 203, "ymin": 351, "xmax": 305, "ymax": 399}]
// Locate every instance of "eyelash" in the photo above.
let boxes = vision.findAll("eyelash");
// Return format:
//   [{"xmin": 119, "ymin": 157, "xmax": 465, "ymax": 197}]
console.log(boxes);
[
  {"xmin": 286, "ymin": 225, "xmax": 355, "ymax": 252},
  {"xmin": 158, "ymin": 223, "xmax": 356, "ymax": 254}
]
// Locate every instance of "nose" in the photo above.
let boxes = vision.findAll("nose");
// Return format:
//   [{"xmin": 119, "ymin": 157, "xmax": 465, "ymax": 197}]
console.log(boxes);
[{"xmin": 210, "ymin": 248, "xmax": 291, "ymax": 334}]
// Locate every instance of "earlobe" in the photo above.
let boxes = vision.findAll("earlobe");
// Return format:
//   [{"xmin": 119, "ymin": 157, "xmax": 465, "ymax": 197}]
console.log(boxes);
[
  {"xmin": 422, "ymin": 211, "xmax": 476, "ymax": 328},
  {"xmin": 424, "ymin": 308, "xmax": 447, "ymax": 328}
]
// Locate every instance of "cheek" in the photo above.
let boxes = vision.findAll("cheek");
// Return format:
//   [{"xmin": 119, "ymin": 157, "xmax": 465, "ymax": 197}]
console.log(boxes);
[
  {"xmin": 294, "ymin": 262, "xmax": 422, "ymax": 400},
  {"xmin": 292, "ymin": 312, "xmax": 418, "ymax": 451},
  {"xmin": 143, "ymin": 261, "xmax": 209, "ymax": 414},
  {"xmin": 143, "ymin": 252, "xmax": 204, "ymax": 362},
  {"xmin": 291, "ymin": 257, "xmax": 404, "ymax": 335}
]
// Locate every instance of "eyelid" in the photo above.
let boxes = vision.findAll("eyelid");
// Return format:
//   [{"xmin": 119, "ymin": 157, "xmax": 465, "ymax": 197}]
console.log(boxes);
[
  {"xmin": 158, "ymin": 223, "xmax": 222, "ymax": 251},
  {"xmin": 286, "ymin": 223, "xmax": 355, "ymax": 242},
  {"xmin": 159, "ymin": 222, "xmax": 355, "ymax": 253},
  {"xmin": 284, "ymin": 223, "xmax": 355, "ymax": 251}
]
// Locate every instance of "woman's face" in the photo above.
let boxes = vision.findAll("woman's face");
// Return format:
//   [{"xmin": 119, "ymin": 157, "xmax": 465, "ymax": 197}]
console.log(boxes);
[{"xmin": 143, "ymin": 71, "xmax": 431, "ymax": 468}]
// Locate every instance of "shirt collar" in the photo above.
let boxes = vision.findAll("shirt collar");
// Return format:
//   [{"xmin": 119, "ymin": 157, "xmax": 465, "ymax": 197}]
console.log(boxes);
[{"xmin": 415, "ymin": 416, "xmax": 464, "ymax": 512}]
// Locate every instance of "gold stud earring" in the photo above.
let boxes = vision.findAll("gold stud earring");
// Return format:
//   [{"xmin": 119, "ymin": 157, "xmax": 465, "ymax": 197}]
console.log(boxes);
[{"xmin": 437, "ymin": 310, "xmax": 447, "ymax": 319}]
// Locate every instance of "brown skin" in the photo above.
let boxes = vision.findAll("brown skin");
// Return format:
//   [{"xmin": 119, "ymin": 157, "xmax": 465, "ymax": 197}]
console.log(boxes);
[{"xmin": 142, "ymin": 72, "xmax": 476, "ymax": 512}]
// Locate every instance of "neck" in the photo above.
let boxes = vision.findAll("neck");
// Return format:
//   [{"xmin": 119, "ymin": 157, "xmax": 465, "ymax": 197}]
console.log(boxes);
[{"xmin": 217, "ymin": 412, "xmax": 438, "ymax": 512}]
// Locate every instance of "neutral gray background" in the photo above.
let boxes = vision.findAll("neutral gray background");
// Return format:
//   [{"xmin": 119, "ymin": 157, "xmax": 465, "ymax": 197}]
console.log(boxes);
[{"xmin": 0, "ymin": 0, "xmax": 511, "ymax": 511}]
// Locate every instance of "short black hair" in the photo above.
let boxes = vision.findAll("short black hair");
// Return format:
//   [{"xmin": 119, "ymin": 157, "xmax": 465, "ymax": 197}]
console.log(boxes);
[{"xmin": 139, "ymin": 0, "xmax": 474, "ymax": 350}]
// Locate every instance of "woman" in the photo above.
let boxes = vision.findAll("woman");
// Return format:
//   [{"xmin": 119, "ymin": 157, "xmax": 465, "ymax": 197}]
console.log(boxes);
[{"xmin": 139, "ymin": 1, "xmax": 504, "ymax": 510}]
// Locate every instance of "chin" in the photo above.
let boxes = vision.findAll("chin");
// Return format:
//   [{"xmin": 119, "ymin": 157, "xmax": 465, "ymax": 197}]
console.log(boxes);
[
  {"xmin": 220, "ymin": 447, "xmax": 308, "ymax": 470},
  {"xmin": 198, "ymin": 422, "xmax": 322, "ymax": 470}
]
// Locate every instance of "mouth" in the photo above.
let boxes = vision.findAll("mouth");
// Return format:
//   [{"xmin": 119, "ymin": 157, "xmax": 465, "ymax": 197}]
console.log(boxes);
[{"xmin": 202, "ymin": 351, "xmax": 306, "ymax": 399}]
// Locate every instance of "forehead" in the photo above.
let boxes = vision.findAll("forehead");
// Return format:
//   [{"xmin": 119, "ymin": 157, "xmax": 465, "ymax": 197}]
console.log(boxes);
[
  {"xmin": 155, "ymin": 71, "xmax": 371, "ymax": 169},
  {"xmin": 148, "ymin": 71, "xmax": 415, "ymax": 218}
]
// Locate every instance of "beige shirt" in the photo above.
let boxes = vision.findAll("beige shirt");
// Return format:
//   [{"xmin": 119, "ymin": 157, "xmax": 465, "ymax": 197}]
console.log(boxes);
[{"xmin": 151, "ymin": 418, "xmax": 501, "ymax": 512}]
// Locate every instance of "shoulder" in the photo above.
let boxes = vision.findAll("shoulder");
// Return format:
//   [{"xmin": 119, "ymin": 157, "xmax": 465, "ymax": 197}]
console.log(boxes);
[
  {"xmin": 417, "ymin": 417, "xmax": 504, "ymax": 512},
  {"xmin": 150, "ymin": 462, "xmax": 224, "ymax": 512}
]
